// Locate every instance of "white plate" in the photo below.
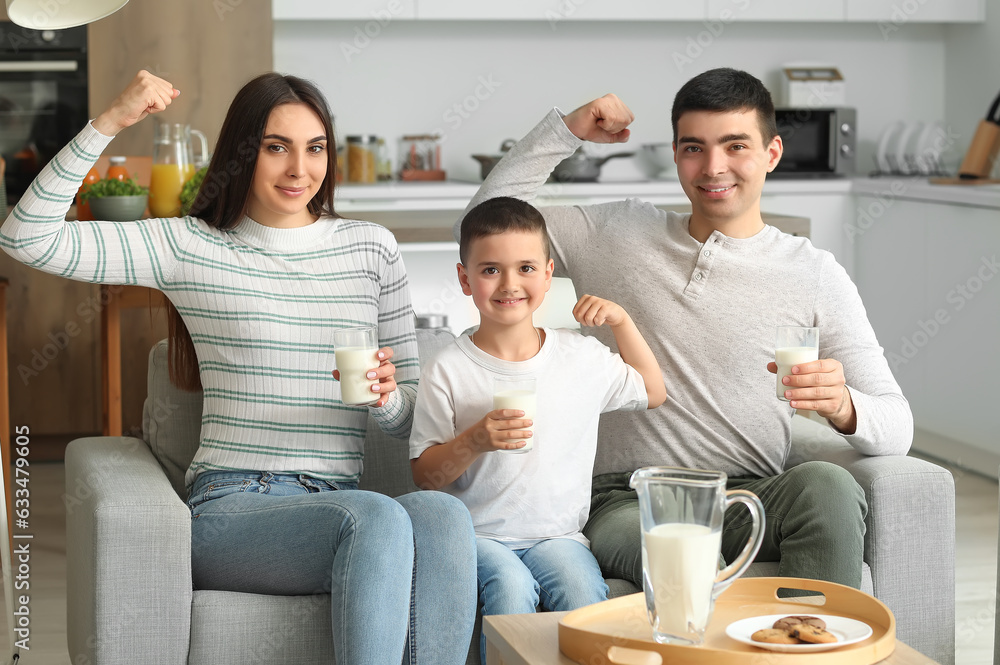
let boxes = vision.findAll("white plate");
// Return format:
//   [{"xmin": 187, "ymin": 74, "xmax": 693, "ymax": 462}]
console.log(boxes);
[{"xmin": 726, "ymin": 614, "xmax": 874, "ymax": 653}]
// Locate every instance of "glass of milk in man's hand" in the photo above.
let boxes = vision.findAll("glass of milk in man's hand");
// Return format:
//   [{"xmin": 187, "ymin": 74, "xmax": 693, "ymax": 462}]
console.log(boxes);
[
  {"xmin": 775, "ymin": 326, "xmax": 819, "ymax": 401},
  {"xmin": 493, "ymin": 376, "xmax": 536, "ymax": 453}
]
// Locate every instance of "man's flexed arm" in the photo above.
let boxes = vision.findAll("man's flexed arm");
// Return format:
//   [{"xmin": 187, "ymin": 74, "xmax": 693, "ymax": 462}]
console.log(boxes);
[{"xmin": 453, "ymin": 95, "xmax": 635, "ymax": 243}]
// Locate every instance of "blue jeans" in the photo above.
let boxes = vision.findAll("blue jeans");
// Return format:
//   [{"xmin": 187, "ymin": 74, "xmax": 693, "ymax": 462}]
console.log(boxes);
[
  {"xmin": 476, "ymin": 537, "xmax": 608, "ymax": 663},
  {"xmin": 188, "ymin": 471, "xmax": 476, "ymax": 665}
]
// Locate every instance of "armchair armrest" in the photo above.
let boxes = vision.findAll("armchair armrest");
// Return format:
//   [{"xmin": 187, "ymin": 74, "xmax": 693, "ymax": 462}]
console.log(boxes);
[
  {"xmin": 786, "ymin": 416, "xmax": 955, "ymax": 665},
  {"xmin": 65, "ymin": 436, "xmax": 193, "ymax": 665}
]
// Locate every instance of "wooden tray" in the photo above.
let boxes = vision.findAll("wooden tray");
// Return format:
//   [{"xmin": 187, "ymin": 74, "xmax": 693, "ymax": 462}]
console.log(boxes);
[{"xmin": 559, "ymin": 577, "xmax": 895, "ymax": 665}]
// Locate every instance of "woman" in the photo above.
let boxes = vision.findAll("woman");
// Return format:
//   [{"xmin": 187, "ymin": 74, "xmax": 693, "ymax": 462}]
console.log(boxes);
[{"xmin": 0, "ymin": 70, "xmax": 476, "ymax": 665}]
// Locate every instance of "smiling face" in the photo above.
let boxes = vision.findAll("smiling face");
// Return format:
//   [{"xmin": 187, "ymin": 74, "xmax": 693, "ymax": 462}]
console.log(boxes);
[
  {"xmin": 673, "ymin": 109, "xmax": 782, "ymax": 240},
  {"xmin": 246, "ymin": 102, "xmax": 328, "ymax": 228},
  {"xmin": 457, "ymin": 230, "xmax": 554, "ymax": 333}
]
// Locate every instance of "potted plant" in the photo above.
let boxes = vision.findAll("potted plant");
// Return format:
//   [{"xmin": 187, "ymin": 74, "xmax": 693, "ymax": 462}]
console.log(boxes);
[
  {"xmin": 81, "ymin": 177, "xmax": 149, "ymax": 221},
  {"xmin": 179, "ymin": 166, "xmax": 208, "ymax": 216}
]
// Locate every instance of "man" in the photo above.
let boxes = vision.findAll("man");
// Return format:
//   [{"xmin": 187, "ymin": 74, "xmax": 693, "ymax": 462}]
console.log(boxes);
[{"xmin": 454, "ymin": 68, "xmax": 912, "ymax": 589}]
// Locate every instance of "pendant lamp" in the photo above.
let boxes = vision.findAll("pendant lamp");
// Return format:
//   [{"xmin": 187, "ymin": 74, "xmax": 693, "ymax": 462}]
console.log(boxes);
[{"xmin": 5, "ymin": 0, "xmax": 129, "ymax": 29}]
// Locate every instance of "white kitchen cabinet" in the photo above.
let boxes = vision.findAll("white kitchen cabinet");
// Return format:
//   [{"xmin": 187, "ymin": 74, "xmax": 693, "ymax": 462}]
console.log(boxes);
[
  {"xmin": 853, "ymin": 195, "xmax": 1000, "ymax": 474},
  {"xmin": 707, "ymin": 0, "xmax": 845, "ymax": 22},
  {"xmin": 414, "ymin": 0, "xmax": 707, "ymax": 21},
  {"xmin": 272, "ymin": 0, "xmax": 416, "ymax": 20},
  {"xmin": 845, "ymin": 0, "xmax": 984, "ymax": 22}
]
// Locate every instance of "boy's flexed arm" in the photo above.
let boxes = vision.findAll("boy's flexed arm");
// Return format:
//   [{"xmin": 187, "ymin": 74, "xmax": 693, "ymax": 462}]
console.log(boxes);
[
  {"xmin": 411, "ymin": 410, "xmax": 533, "ymax": 490},
  {"xmin": 573, "ymin": 295, "xmax": 666, "ymax": 409}
]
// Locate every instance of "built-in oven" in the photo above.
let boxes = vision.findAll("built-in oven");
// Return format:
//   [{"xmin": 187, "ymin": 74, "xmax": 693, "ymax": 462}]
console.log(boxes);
[{"xmin": 0, "ymin": 22, "xmax": 88, "ymax": 198}]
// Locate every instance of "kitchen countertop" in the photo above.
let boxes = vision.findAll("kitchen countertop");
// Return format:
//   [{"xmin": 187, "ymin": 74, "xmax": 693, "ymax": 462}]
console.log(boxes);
[
  {"xmin": 336, "ymin": 177, "xmax": 1000, "ymax": 211},
  {"xmin": 335, "ymin": 178, "xmax": 853, "ymax": 209},
  {"xmin": 851, "ymin": 177, "xmax": 1000, "ymax": 209}
]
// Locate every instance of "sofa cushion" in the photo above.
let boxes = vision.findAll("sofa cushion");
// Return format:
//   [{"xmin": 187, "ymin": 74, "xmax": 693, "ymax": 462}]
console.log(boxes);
[
  {"xmin": 142, "ymin": 328, "xmax": 459, "ymax": 500},
  {"xmin": 142, "ymin": 340, "xmax": 203, "ymax": 499}
]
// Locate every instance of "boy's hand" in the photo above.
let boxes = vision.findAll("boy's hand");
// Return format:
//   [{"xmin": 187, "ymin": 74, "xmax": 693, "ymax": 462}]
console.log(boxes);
[
  {"xmin": 332, "ymin": 346, "xmax": 397, "ymax": 408},
  {"xmin": 563, "ymin": 94, "xmax": 634, "ymax": 144},
  {"xmin": 573, "ymin": 294, "xmax": 628, "ymax": 328},
  {"xmin": 466, "ymin": 410, "xmax": 533, "ymax": 453}
]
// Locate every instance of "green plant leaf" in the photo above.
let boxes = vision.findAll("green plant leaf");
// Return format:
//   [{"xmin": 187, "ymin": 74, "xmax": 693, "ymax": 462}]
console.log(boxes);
[{"xmin": 80, "ymin": 177, "xmax": 149, "ymax": 201}]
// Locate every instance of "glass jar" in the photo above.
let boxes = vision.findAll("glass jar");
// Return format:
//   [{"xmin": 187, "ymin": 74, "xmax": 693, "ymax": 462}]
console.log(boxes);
[
  {"xmin": 106, "ymin": 156, "xmax": 130, "ymax": 181},
  {"xmin": 346, "ymin": 135, "xmax": 378, "ymax": 184},
  {"xmin": 398, "ymin": 134, "xmax": 445, "ymax": 181}
]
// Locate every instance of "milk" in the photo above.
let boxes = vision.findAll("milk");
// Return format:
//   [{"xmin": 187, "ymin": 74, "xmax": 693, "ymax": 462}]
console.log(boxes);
[
  {"xmin": 493, "ymin": 389, "xmax": 536, "ymax": 453},
  {"xmin": 335, "ymin": 346, "xmax": 378, "ymax": 405},
  {"xmin": 642, "ymin": 523, "xmax": 722, "ymax": 641},
  {"xmin": 775, "ymin": 346, "xmax": 819, "ymax": 400}
]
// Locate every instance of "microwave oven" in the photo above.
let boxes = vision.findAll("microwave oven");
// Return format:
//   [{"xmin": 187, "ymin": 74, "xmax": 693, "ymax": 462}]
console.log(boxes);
[{"xmin": 771, "ymin": 107, "xmax": 856, "ymax": 178}]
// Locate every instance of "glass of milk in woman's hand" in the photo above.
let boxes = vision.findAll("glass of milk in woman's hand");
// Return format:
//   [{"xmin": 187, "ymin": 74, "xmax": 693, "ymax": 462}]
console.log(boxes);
[
  {"xmin": 334, "ymin": 325, "xmax": 380, "ymax": 406},
  {"xmin": 775, "ymin": 326, "xmax": 819, "ymax": 401},
  {"xmin": 493, "ymin": 376, "xmax": 536, "ymax": 453}
]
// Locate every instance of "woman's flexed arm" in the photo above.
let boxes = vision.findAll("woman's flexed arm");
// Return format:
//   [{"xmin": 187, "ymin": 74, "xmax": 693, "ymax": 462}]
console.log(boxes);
[{"xmin": 0, "ymin": 71, "xmax": 188, "ymax": 288}]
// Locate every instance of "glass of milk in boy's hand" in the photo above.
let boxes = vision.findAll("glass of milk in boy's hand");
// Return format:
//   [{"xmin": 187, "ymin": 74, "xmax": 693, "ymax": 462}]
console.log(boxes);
[
  {"xmin": 775, "ymin": 326, "xmax": 819, "ymax": 401},
  {"xmin": 334, "ymin": 325, "xmax": 380, "ymax": 406},
  {"xmin": 493, "ymin": 376, "xmax": 536, "ymax": 453}
]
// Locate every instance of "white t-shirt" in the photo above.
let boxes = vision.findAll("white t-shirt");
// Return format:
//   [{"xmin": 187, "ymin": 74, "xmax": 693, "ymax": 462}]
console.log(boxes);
[{"xmin": 409, "ymin": 328, "xmax": 647, "ymax": 548}]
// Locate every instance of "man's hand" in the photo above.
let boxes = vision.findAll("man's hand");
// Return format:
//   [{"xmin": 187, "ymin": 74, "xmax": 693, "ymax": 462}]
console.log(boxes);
[
  {"xmin": 768, "ymin": 358, "xmax": 857, "ymax": 434},
  {"xmin": 563, "ymin": 94, "xmax": 634, "ymax": 144}
]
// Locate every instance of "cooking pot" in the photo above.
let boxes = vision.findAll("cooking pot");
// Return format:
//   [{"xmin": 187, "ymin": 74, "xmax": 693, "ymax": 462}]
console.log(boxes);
[
  {"xmin": 472, "ymin": 141, "xmax": 635, "ymax": 182},
  {"xmin": 472, "ymin": 139, "xmax": 517, "ymax": 180}
]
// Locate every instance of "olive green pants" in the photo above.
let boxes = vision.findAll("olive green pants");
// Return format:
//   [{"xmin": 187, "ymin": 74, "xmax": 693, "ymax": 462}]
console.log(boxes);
[{"xmin": 584, "ymin": 461, "xmax": 867, "ymax": 589}]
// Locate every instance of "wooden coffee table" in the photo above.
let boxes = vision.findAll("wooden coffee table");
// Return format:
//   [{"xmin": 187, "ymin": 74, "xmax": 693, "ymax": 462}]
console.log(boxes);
[{"xmin": 484, "ymin": 611, "xmax": 941, "ymax": 665}]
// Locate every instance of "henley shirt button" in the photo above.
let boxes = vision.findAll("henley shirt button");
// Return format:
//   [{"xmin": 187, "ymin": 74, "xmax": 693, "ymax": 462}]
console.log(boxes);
[
  {"xmin": 703, "ymin": 250, "xmax": 711, "ymax": 257},
  {"xmin": 695, "ymin": 272, "xmax": 704, "ymax": 281}
]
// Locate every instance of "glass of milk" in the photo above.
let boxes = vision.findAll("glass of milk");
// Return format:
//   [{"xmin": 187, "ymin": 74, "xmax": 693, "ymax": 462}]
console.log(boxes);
[
  {"xmin": 775, "ymin": 326, "xmax": 819, "ymax": 401},
  {"xmin": 493, "ymin": 376, "xmax": 536, "ymax": 454},
  {"xmin": 333, "ymin": 325, "xmax": 380, "ymax": 406},
  {"xmin": 629, "ymin": 467, "xmax": 764, "ymax": 645}
]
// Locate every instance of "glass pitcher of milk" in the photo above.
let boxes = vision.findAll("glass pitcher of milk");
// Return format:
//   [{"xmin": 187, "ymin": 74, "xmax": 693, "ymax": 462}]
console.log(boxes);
[{"xmin": 629, "ymin": 467, "xmax": 764, "ymax": 645}]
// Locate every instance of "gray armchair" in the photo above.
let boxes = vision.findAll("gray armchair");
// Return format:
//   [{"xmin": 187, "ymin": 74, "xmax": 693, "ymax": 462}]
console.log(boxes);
[{"xmin": 65, "ymin": 329, "xmax": 955, "ymax": 665}]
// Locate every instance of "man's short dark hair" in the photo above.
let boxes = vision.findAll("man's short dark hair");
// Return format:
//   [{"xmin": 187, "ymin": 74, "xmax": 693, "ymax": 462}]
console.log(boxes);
[
  {"xmin": 459, "ymin": 196, "xmax": 551, "ymax": 265},
  {"xmin": 671, "ymin": 68, "xmax": 778, "ymax": 145}
]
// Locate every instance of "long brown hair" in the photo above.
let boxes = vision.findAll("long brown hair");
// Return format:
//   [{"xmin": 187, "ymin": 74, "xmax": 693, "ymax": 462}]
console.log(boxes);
[{"xmin": 167, "ymin": 72, "xmax": 341, "ymax": 390}]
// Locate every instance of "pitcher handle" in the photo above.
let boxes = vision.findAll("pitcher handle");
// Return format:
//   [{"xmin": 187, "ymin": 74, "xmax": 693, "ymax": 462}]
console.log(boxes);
[
  {"xmin": 712, "ymin": 489, "xmax": 765, "ymax": 598},
  {"xmin": 191, "ymin": 129, "xmax": 210, "ymax": 168}
]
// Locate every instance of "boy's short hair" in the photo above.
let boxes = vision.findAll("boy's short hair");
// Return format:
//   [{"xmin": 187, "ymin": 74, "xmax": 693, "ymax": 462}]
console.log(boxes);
[
  {"xmin": 671, "ymin": 68, "xmax": 778, "ymax": 146},
  {"xmin": 459, "ymin": 196, "xmax": 551, "ymax": 265}
]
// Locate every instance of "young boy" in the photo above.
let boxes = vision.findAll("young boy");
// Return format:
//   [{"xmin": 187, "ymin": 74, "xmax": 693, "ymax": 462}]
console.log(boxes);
[{"xmin": 409, "ymin": 196, "xmax": 666, "ymax": 661}]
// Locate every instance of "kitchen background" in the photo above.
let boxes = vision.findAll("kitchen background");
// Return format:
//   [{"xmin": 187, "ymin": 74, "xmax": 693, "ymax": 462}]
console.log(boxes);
[{"xmin": 0, "ymin": 2, "xmax": 998, "ymax": 664}]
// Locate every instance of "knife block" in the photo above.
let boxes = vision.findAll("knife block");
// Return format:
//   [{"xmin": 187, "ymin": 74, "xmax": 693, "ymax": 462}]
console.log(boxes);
[{"xmin": 958, "ymin": 119, "xmax": 1000, "ymax": 179}]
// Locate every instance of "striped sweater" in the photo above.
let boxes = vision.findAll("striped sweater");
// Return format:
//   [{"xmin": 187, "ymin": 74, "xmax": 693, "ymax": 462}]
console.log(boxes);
[{"xmin": 1, "ymin": 123, "xmax": 419, "ymax": 490}]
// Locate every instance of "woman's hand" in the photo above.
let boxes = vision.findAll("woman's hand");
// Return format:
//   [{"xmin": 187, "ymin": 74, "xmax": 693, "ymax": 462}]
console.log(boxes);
[
  {"xmin": 332, "ymin": 346, "xmax": 398, "ymax": 408},
  {"xmin": 92, "ymin": 70, "xmax": 180, "ymax": 137}
]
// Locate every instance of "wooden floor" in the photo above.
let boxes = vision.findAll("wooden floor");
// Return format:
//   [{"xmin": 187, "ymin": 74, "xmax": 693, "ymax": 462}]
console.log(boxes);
[{"xmin": 0, "ymin": 457, "xmax": 995, "ymax": 665}]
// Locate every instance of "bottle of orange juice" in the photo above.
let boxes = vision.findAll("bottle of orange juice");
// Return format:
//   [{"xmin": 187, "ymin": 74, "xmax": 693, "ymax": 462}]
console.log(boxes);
[
  {"xmin": 75, "ymin": 166, "xmax": 100, "ymax": 221},
  {"xmin": 106, "ymin": 156, "xmax": 130, "ymax": 181}
]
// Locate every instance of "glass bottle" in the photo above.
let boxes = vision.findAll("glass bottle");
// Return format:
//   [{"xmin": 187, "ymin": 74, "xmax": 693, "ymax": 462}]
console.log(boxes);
[
  {"xmin": 75, "ymin": 166, "xmax": 100, "ymax": 221},
  {"xmin": 106, "ymin": 156, "xmax": 129, "ymax": 181}
]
